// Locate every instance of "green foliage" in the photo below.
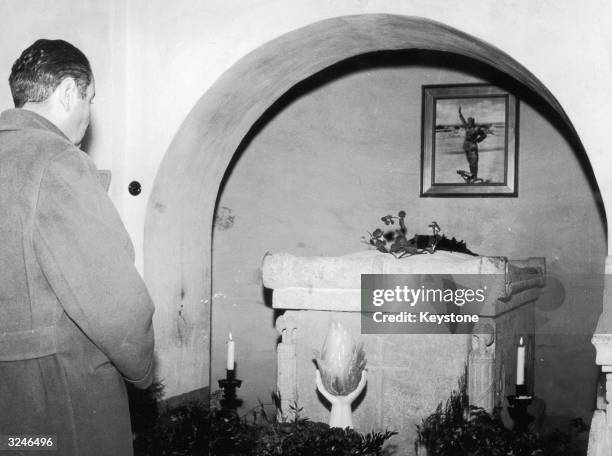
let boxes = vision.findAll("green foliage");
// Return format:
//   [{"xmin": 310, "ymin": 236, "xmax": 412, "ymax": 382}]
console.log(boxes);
[
  {"xmin": 209, "ymin": 400, "xmax": 396, "ymax": 455},
  {"xmin": 415, "ymin": 382, "xmax": 572, "ymax": 456},
  {"xmin": 135, "ymin": 400, "xmax": 210, "ymax": 455},
  {"xmin": 130, "ymin": 383, "xmax": 396, "ymax": 456}
]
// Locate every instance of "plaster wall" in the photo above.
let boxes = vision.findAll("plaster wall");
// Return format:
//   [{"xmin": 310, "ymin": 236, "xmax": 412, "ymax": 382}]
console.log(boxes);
[
  {"xmin": 122, "ymin": 0, "xmax": 612, "ymax": 270},
  {"xmin": 212, "ymin": 58, "xmax": 605, "ymax": 419}
]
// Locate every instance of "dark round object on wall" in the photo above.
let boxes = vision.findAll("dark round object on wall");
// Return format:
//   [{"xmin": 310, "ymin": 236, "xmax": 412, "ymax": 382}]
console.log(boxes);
[{"xmin": 129, "ymin": 181, "xmax": 142, "ymax": 196}]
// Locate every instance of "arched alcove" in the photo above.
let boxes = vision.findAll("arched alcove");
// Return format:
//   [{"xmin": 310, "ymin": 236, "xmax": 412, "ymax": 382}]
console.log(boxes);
[{"xmin": 144, "ymin": 14, "xmax": 602, "ymax": 400}]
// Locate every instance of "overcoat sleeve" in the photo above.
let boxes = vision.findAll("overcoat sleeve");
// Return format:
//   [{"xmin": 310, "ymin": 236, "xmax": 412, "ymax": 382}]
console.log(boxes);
[{"xmin": 33, "ymin": 148, "xmax": 155, "ymax": 389}]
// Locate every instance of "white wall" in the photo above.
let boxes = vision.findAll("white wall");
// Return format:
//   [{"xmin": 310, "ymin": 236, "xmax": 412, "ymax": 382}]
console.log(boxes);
[{"xmin": 123, "ymin": 0, "xmax": 612, "ymax": 271}]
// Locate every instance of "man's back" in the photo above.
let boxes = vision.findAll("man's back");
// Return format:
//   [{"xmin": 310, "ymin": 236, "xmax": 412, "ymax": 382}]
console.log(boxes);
[
  {"xmin": 0, "ymin": 111, "xmax": 70, "ymax": 334},
  {"xmin": 0, "ymin": 108, "xmax": 154, "ymax": 456}
]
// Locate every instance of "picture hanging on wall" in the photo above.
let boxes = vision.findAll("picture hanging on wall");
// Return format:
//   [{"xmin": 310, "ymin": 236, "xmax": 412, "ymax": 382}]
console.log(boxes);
[{"xmin": 420, "ymin": 84, "xmax": 518, "ymax": 197}]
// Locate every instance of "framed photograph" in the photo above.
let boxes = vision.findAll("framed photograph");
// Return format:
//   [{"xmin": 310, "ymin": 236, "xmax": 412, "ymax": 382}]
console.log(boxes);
[{"xmin": 420, "ymin": 84, "xmax": 518, "ymax": 196}]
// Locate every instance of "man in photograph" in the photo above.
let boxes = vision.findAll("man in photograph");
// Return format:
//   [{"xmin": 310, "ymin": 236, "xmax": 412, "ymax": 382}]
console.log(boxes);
[
  {"xmin": 0, "ymin": 39, "xmax": 154, "ymax": 455},
  {"xmin": 458, "ymin": 105, "xmax": 488, "ymax": 183}
]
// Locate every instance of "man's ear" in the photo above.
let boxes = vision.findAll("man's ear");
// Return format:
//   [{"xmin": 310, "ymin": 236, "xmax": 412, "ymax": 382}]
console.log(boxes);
[{"xmin": 56, "ymin": 77, "xmax": 77, "ymax": 112}]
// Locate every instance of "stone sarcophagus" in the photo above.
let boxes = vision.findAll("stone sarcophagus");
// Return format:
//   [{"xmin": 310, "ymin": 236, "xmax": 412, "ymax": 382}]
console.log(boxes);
[{"xmin": 262, "ymin": 250, "xmax": 545, "ymax": 453}]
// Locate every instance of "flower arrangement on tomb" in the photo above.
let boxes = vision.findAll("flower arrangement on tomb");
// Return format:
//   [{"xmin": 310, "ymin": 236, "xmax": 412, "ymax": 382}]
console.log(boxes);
[
  {"xmin": 314, "ymin": 321, "xmax": 367, "ymax": 396},
  {"xmin": 363, "ymin": 211, "xmax": 476, "ymax": 258}
]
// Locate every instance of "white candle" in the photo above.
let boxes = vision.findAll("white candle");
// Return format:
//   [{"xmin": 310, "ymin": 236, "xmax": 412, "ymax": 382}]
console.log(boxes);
[
  {"xmin": 227, "ymin": 332, "xmax": 235, "ymax": 371},
  {"xmin": 516, "ymin": 337, "xmax": 525, "ymax": 385}
]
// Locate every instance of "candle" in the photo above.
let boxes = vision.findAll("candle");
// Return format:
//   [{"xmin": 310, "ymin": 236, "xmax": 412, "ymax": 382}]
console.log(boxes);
[
  {"xmin": 516, "ymin": 337, "xmax": 525, "ymax": 385},
  {"xmin": 227, "ymin": 332, "xmax": 235, "ymax": 371}
]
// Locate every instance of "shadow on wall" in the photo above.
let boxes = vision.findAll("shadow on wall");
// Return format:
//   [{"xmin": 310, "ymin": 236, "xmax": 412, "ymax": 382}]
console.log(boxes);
[{"xmin": 81, "ymin": 122, "xmax": 94, "ymax": 155}]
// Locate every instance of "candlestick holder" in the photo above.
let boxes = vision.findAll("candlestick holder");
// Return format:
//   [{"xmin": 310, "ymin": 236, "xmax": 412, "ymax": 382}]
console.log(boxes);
[
  {"xmin": 515, "ymin": 384, "xmax": 528, "ymax": 397},
  {"xmin": 507, "ymin": 385, "xmax": 533, "ymax": 432},
  {"xmin": 218, "ymin": 369, "xmax": 243, "ymax": 414}
]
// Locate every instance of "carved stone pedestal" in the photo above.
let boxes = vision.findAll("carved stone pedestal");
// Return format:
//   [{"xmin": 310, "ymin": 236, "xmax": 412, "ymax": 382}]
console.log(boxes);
[
  {"xmin": 275, "ymin": 314, "xmax": 297, "ymax": 421},
  {"xmin": 588, "ymin": 256, "xmax": 612, "ymax": 456},
  {"xmin": 469, "ymin": 327, "xmax": 496, "ymax": 412}
]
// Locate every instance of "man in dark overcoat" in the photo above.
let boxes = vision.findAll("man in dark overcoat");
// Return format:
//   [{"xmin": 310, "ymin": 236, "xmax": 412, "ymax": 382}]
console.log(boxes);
[{"xmin": 0, "ymin": 39, "xmax": 154, "ymax": 455}]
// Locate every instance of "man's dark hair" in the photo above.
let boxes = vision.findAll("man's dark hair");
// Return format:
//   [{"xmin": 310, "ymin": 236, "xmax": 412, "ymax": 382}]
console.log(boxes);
[{"xmin": 9, "ymin": 39, "xmax": 92, "ymax": 108}]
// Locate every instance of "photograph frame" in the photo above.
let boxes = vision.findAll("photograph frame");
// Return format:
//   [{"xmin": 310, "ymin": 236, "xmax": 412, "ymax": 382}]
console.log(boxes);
[{"xmin": 420, "ymin": 84, "xmax": 518, "ymax": 197}]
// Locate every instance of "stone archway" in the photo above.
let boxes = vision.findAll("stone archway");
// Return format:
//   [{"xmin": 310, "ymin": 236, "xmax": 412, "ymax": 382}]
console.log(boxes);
[{"xmin": 144, "ymin": 14, "xmax": 590, "ymax": 398}]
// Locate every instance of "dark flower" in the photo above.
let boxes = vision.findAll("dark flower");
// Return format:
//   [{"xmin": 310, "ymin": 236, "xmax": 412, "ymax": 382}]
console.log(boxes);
[
  {"xmin": 381, "ymin": 215, "xmax": 394, "ymax": 225},
  {"xmin": 383, "ymin": 231, "xmax": 396, "ymax": 242}
]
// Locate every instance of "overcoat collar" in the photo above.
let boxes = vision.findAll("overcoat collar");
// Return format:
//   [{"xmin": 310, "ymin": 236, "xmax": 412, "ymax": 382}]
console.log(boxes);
[
  {"xmin": 0, "ymin": 108, "xmax": 111, "ymax": 191},
  {"xmin": 0, "ymin": 108, "xmax": 69, "ymax": 142}
]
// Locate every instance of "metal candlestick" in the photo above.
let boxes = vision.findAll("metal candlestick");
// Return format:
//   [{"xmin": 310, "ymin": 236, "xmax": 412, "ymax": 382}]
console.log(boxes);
[
  {"xmin": 218, "ymin": 369, "xmax": 243, "ymax": 413},
  {"xmin": 507, "ymin": 384, "xmax": 533, "ymax": 432}
]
